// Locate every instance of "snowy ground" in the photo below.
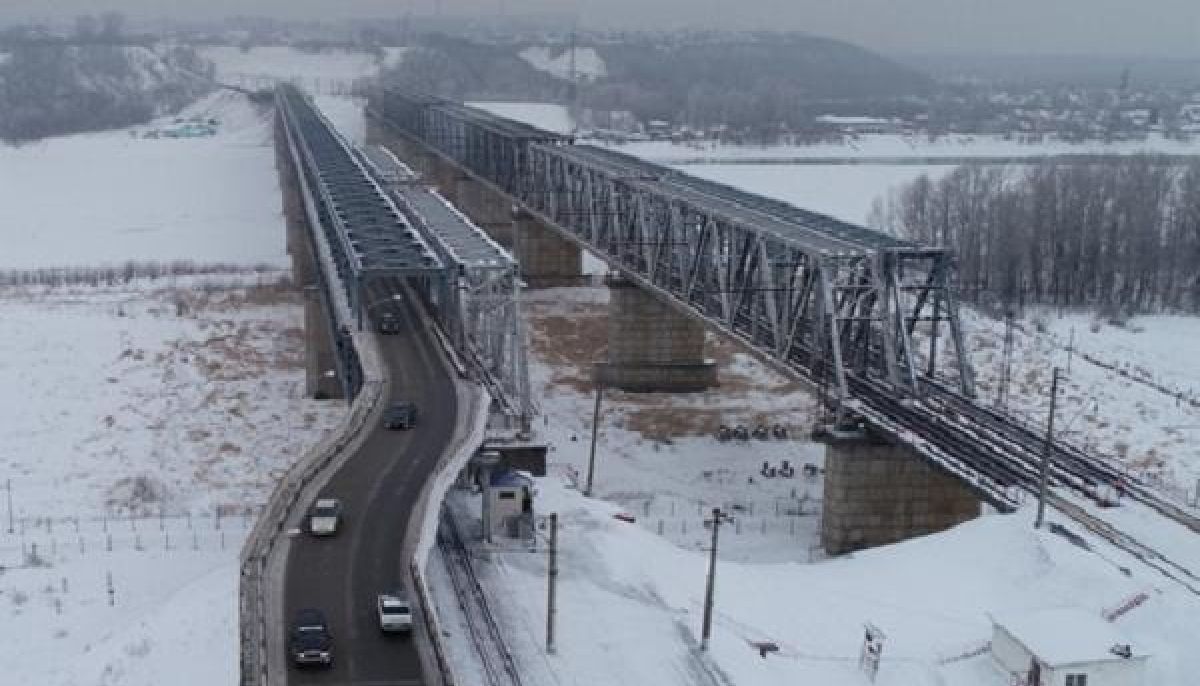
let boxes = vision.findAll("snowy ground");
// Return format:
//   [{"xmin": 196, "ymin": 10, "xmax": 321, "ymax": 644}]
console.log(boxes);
[
  {"xmin": 522, "ymin": 286, "xmax": 826, "ymax": 564},
  {"xmin": 0, "ymin": 89, "xmax": 345, "ymax": 684},
  {"xmin": 965, "ymin": 308, "xmax": 1200, "ymax": 507},
  {"xmin": 0, "ymin": 91, "xmax": 285, "ymax": 270},
  {"xmin": 442, "ymin": 478, "xmax": 1199, "ymax": 686}
]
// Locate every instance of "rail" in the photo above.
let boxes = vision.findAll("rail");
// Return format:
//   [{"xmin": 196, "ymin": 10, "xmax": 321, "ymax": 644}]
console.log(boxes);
[{"xmin": 438, "ymin": 510, "xmax": 525, "ymax": 686}]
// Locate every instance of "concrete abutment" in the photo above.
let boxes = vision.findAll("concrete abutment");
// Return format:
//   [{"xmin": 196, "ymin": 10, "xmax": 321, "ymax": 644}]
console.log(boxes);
[{"xmin": 821, "ymin": 436, "xmax": 981, "ymax": 555}]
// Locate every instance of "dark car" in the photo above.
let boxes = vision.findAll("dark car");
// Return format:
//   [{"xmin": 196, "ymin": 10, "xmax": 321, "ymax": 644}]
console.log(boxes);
[
  {"xmin": 289, "ymin": 608, "xmax": 333, "ymax": 667},
  {"xmin": 377, "ymin": 312, "xmax": 402, "ymax": 335},
  {"xmin": 384, "ymin": 401, "xmax": 418, "ymax": 430}
]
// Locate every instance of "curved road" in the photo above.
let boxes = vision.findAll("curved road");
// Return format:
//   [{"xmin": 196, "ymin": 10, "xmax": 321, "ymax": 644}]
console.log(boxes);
[{"xmin": 284, "ymin": 288, "xmax": 458, "ymax": 686}]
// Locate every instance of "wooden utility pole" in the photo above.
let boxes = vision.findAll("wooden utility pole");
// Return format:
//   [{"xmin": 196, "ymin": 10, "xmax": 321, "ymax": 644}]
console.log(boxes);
[
  {"xmin": 584, "ymin": 385, "xmax": 603, "ymax": 497},
  {"xmin": 1036, "ymin": 367, "xmax": 1062, "ymax": 529},
  {"xmin": 701, "ymin": 508, "xmax": 725, "ymax": 651},
  {"xmin": 546, "ymin": 513, "xmax": 559, "ymax": 654}
]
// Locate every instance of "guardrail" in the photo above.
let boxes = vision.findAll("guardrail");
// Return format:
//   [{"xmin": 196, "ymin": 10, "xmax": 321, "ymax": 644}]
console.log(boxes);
[{"xmin": 238, "ymin": 99, "xmax": 390, "ymax": 686}]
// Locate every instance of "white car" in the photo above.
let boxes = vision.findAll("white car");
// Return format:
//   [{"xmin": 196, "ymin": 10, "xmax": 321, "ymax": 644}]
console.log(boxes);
[
  {"xmin": 308, "ymin": 498, "xmax": 342, "ymax": 536},
  {"xmin": 377, "ymin": 592, "xmax": 413, "ymax": 633}
]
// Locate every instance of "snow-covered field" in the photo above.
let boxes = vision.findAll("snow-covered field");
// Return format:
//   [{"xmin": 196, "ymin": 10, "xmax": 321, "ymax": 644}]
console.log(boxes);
[
  {"xmin": 0, "ymin": 89, "xmax": 344, "ymax": 684},
  {"xmin": 967, "ymin": 309, "xmax": 1200, "ymax": 504},
  {"xmin": 0, "ymin": 91, "xmax": 286, "ymax": 270}
]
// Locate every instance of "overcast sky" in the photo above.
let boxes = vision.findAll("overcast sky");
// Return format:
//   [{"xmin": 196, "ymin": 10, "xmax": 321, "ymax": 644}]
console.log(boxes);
[{"xmin": 3, "ymin": 0, "xmax": 1199, "ymax": 57}]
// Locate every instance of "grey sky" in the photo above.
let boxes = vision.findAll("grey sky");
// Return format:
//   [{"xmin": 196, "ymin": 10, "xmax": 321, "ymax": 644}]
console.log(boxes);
[{"xmin": 3, "ymin": 0, "xmax": 1199, "ymax": 57}]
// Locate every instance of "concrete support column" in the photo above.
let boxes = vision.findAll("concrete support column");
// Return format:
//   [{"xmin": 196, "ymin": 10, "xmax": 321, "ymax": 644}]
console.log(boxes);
[
  {"xmin": 594, "ymin": 277, "xmax": 718, "ymax": 392},
  {"xmin": 455, "ymin": 178, "xmax": 515, "ymax": 247},
  {"xmin": 821, "ymin": 437, "xmax": 980, "ymax": 555},
  {"xmin": 514, "ymin": 210, "xmax": 582, "ymax": 285},
  {"xmin": 304, "ymin": 286, "xmax": 343, "ymax": 400}
]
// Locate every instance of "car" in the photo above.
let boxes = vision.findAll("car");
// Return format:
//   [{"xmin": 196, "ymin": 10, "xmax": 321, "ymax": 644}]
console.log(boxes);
[
  {"xmin": 377, "ymin": 592, "xmax": 414, "ymax": 633},
  {"xmin": 289, "ymin": 608, "xmax": 333, "ymax": 667},
  {"xmin": 384, "ymin": 401, "xmax": 418, "ymax": 430},
  {"xmin": 377, "ymin": 312, "xmax": 402, "ymax": 335},
  {"xmin": 308, "ymin": 498, "xmax": 342, "ymax": 536}
]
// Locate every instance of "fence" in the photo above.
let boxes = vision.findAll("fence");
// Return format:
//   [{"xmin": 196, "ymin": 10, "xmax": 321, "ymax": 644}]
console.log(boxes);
[{"xmin": 0, "ymin": 510, "xmax": 256, "ymax": 567}]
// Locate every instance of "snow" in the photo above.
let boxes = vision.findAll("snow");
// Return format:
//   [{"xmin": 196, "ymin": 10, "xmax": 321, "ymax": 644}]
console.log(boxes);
[
  {"xmin": 679, "ymin": 163, "xmax": 956, "ymax": 225},
  {"xmin": 518, "ymin": 46, "xmax": 607, "ymax": 81},
  {"xmin": 603, "ymin": 132, "xmax": 1200, "ymax": 162},
  {"xmin": 963, "ymin": 308, "xmax": 1200, "ymax": 506},
  {"xmin": 469, "ymin": 101, "xmax": 575, "ymax": 135},
  {"xmin": 0, "ymin": 90, "xmax": 286, "ymax": 270},
  {"xmin": 993, "ymin": 608, "xmax": 1145, "ymax": 666},
  {"xmin": 0, "ymin": 88, "xmax": 344, "ymax": 685},
  {"xmin": 440, "ymin": 477, "xmax": 1199, "ymax": 686}
]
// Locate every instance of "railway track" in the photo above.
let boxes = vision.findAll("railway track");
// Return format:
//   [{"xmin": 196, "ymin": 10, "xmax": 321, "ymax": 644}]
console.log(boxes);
[
  {"xmin": 437, "ymin": 510, "xmax": 524, "ymax": 686},
  {"xmin": 851, "ymin": 376, "xmax": 1200, "ymax": 595}
]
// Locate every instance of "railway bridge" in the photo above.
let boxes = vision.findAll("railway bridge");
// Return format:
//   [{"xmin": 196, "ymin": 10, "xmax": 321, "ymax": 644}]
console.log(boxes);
[{"xmin": 365, "ymin": 88, "xmax": 1200, "ymax": 561}]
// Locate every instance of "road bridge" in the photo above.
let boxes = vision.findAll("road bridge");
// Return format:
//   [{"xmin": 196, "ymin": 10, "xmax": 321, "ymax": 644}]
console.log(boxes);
[
  {"xmin": 241, "ymin": 86, "xmax": 543, "ymax": 686},
  {"xmin": 368, "ymin": 89, "xmax": 1200, "ymax": 567}
]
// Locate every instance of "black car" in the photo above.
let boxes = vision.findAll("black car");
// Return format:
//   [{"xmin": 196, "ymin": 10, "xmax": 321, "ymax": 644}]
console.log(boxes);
[
  {"xmin": 289, "ymin": 608, "xmax": 333, "ymax": 667},
  {"xmin": 377, "ymin": 312, "xmax": 402, "ymax": 335},
  {"xmin": 384, "ymin": 401, "xmax": 418, "ymax": 430}
]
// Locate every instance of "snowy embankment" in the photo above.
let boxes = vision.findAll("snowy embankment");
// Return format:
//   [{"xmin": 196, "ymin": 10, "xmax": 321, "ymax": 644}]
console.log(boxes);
[
  {"xmin": 450, "ymin": 477, "xmax": 1199, "ymax": 686},
  {"xmin": 0, "ymin": 90, "xmax": 344, "ymax": 685}
]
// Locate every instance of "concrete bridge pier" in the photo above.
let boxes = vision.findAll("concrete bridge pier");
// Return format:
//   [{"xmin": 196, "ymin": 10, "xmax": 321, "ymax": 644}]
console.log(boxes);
[
  {"xmin": 278, "ymin": 115, "xmax": 343, "ymax": 400},
  {"xmin": 821, "ymin": 435, "xmax": 981, "ymax": 555},
  {"xmin": 454, "ymin": 177, "xmax": 515, "ymax": 247},
  {"xmin": 513, "ymin": 209, "xmax": 582, "ymax": 284},
  {"xmin": 594, "ymin": 277, "xmax": 718, "ymax": 392}
]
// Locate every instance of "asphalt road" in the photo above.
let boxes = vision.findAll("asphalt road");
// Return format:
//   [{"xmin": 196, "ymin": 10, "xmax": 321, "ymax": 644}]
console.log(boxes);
[{"xmin": 284, "ymin": 289, "xmax": 458, "ymax": 686}]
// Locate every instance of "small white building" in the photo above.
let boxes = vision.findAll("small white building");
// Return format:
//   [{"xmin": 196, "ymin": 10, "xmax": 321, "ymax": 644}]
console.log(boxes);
[
  {"xmin": 485, "ymin": 469, "xmax": 534, "ymax": 539},
  {"xmin": 991, "ymin": 609, "xmax": 1149, "ymax": 686}
]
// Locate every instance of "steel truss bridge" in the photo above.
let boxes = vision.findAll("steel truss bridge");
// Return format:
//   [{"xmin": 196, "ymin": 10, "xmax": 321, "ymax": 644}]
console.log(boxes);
[
  {"xmin": 278, "ymin": 85, "xmax": 531, "ymax": 430},
  {"xmin": 369, "ymin": 88, "xmax": 1200, "ymax": 551}
]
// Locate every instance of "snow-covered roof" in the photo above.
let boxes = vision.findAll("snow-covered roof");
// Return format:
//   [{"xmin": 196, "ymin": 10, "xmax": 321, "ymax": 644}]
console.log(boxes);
[{"xmin": 993, "ymin": 608, "xmax": 1149, "ymax": 668}]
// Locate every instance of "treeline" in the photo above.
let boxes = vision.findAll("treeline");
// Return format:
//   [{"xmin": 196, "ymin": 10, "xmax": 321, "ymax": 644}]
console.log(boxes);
[
  {"xmin": 589, "ymin": 34, "xmax": 933, "ymax": 135},
  {"xmin": 873, "ymin": 157, "xmax": 1200, "ymax": 316},
  {"xmin": 0, "ymin": 261, "xmax": 282, "ymax": 288},
  {"xmin": 0, "ymin": 39, "xmax": 211, "ymax": 143},
  {"xmin": 382, "ymin": 35, "xmax": 565, "ymax": 102}
]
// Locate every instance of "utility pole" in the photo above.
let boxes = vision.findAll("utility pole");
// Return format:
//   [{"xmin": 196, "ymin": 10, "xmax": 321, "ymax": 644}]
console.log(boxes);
[
  {"xmin": 997, "ymin": 310, "xmax": 1015, "ymax": 410},
  {"xmin": 1036, "ymin": 367, "xmax": 1062, "ymax": 529},
  {"xmin": 584, "ymin": 384, "xmax": 603, "ymax": 497},
  {"xmin": 700, "ymin": 508, "xmax": 726, "ymax": 651},
  {"xmin": 1067, "ymin": 326, "xmax": 1075, "ymax": 374},
  {"xmin": 5, "ymin": 479, "xmax": 13, "ymax": 535},
  {"xmin": 546, "ymin": 512, "xmax": 558, "ymax": 654}
]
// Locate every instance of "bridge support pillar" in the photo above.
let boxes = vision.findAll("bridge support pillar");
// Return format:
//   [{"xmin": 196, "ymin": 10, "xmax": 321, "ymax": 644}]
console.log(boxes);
[
  {"xmin": 304, "ymin": 286, "xmax": 343, "ymax": 400},
  {"xmin": 278, "ymin": 112, "xmax": 343, "ymax": 400},
  {"xmin": 594, "ymin": 277, "xmax": 718, "ymax": 392},
  {"xmin": 821, "ymin": 436, "xmax": 980, "ymax": 555},
  {"xmin": 514, "ymin": 210, "xmax": 582, "ymax": 285},
  {"xmin": 455, "ymin": 178, "xmax": 515, "ymax": 246}
]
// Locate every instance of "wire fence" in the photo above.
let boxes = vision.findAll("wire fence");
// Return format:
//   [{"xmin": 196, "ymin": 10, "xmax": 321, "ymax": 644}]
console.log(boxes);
[{"xmin": 0, "ymin": 510, "xmax": 258, "ymax": 568}]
